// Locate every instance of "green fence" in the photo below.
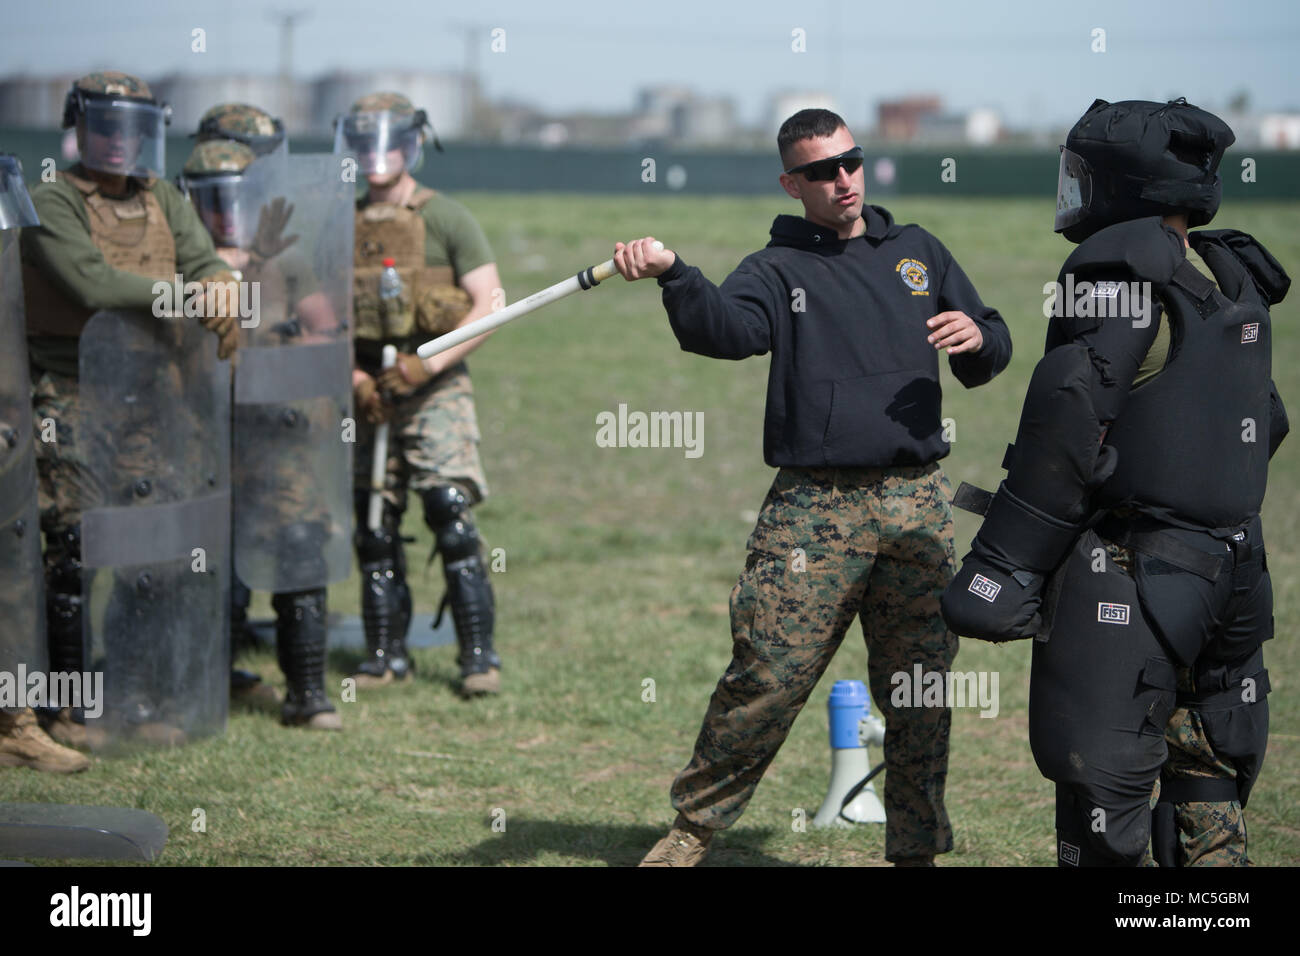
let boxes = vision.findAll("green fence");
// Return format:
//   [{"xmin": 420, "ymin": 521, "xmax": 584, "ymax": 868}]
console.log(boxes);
[{"xmin": 3, "ymin": 128, "xmax": 1296, "ymax": 199}]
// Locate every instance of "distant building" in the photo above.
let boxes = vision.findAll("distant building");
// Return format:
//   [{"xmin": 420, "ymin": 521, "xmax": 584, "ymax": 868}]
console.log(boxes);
[
  {"xmin": 152, "ymin": 74, "xmax": 308, "ymax": 136},
  {"xmin": 0, "ymin": 74, "xmax": 81, "ymax": 128},
  {"xmin": 311, "ymin": 71, "xmax": 470, "ymax": 139},
  {"xmin": 1259, "ymin": 113, "xmax": 1300, "ymax": 149},
  {"xmin": 877, "ymin": 96, "xmax": 942, "ymax": 142},
  {"xmin": 768, "ymin": 91, "xmax": 840, "ymax": 138}
]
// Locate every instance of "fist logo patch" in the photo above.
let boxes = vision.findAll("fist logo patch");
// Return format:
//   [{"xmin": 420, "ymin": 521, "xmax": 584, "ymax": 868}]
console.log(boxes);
[
  {"xmin": 1097, "ymin": 602, "xmax": 1130, "ymax": 625},
  {"xmin": 968, "ymin": 573, "xmax": 1001, "ymax": 603},
  {"xmin": 1241, "ymin": 323, "xmax": 1259, "ymax": 344},
  {"xmin": 1059, "ymin": 841, "xmax": 1081, "ymax": 866}
]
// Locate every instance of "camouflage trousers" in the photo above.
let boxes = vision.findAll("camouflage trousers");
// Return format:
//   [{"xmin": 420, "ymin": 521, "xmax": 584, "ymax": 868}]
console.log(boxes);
[
  {"xmin": 1160, "ymin": 689, "xmax": 1250, "ymax": 866},
  {"xmin": 31, "ymin": 368, "xmax": 87, "ymax": 549},
  {"xmin": 671, "ymin": 462, "xmax": 958, "ymax": 861},
  {"xmin": 353, "ymin": 361, "xmax": 488, "ymax": 512}
]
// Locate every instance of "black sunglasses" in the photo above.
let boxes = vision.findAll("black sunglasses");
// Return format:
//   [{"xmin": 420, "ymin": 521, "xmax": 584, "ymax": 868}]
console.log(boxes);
[{"xmin": 785, "ymin": 146, "xmax": 864, "ymax": 181}]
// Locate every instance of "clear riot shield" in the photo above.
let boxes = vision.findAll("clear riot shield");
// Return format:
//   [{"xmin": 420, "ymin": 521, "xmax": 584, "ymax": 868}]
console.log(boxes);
[
  {"xmin": 78, "ymin": 309, "xmax": 230, "ymax": 750},
  {"xmin": 232, "ymin": 152, "xmax": 353, "ymax": 593},
  {"xmin": 0, "ymin": 230, "xmax": 45, "ymax": 683}
]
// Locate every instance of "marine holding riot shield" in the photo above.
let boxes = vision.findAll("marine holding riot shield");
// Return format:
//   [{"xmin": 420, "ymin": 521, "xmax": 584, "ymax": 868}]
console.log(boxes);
[
  {"xmin": 0, "ymin": 153, "xmax": 90, "ymax": 772},
  {"xmin": 20, "ymin": 71, "xmax": 241, "ymax": 751},
  {"xmin": 180, "ymin": 136, "xmax": 354, "ymax": 731},
  {"xmin": 941, "ymin": 99, "xmax": 1288, "ymax": 866}
]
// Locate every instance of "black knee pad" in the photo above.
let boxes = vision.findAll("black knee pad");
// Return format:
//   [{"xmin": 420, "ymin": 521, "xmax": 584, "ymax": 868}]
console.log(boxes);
[
  {"xmin": 1182, "ymin": 647, "xmax": 1270, "ymax": 808},
  {"xmin": 421, "ymin": 484, "xmax": 481, "ymax": 564},
  {"xmin": 1054, "ymin": 785, "xmax": 1150, "ymax": 867},
  {"xmin": 1031, "ymin": 532, "xmax": 1174, "ymax": 864}
]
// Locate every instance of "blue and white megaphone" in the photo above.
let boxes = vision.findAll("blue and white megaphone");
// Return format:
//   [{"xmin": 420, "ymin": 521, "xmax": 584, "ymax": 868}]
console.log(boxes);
[{"xmin": 812, "ymin": 679, "xmax": 887, "ymax": 827}]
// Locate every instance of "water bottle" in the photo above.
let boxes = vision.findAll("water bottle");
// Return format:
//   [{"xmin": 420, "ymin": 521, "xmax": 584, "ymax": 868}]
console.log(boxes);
[{"xmin": 378, "ymin": 257, "xmax": 403, "ymax": 302}]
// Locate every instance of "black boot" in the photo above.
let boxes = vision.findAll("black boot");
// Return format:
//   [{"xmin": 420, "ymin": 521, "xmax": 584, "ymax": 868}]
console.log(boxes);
[
  {"xmin": 43, "ymin": 525, "xmax": 100, "ymax": 748},
  {"xmin": 230, "ymin": 571, "xmax": 270, "ymax": 700},
  {"xmin": 423, "ymin": 485, "xmax": 500, "ymax": 697},
  {"xmin": 274, "ymin": 589, "xmax": 341, "ymax": 730},
  {"xmin": 353, "ymin": 497, "xmax": 412, "ymax": 685},
  {"xmin": 439, "ymin": 553, "xmax": 499, "ymax": 696}
]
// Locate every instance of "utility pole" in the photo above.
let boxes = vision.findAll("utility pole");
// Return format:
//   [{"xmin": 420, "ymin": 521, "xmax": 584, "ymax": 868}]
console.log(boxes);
[{"xmin": 269, "ymin": 8, "xmax": 310, "ymax": 132}]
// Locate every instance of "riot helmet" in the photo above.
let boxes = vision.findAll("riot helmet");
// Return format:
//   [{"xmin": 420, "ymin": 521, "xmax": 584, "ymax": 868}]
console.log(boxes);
[
  {"xmin": 1055, "ymin": 98, "xmax": 1234, "ymax": 243},
  {"xmin": 62, "ymin": 71, "xmax": 171, "ymax": 179},
  {"xmin": 333, "ymin": 92, "xmax": 439, "ymax": 176},
  {"xmin": 179, "ymin": 140, "xmax": 263, "ymax": 248}
]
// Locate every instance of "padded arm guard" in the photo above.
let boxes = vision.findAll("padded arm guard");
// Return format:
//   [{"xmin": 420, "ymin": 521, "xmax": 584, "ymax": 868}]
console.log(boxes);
[{"xmin": 942, "ymin": 344, "xmax": 1119, "ymax": 642}]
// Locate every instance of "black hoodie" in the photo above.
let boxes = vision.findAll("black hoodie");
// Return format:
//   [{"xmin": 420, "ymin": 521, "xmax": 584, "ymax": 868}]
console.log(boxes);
[{"xmin": 656, "ymin": 204, "xmax": 1011, "ymax": 468}]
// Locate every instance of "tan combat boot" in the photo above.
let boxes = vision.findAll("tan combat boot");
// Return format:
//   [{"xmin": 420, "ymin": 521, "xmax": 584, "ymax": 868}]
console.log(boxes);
[
  {"xmin": 638, "ymin": 814, "xmax": 714, "ymax": 867},
  {"xmin": 459, "ymin": 667, "xmax": 500, "ymax": 698},
  {"xmin": 0, "ymin": 708, "xmax": 91, "ymax": 773},
  {"xmin": 45, "ymin": 708, "xmax": 108, "ymax": 751}
]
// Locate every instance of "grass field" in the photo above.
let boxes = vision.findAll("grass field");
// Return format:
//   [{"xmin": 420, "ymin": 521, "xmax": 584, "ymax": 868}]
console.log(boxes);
[{"xmin": 7, "ymin": 195, "xmax": 1298, "ymax": 867}]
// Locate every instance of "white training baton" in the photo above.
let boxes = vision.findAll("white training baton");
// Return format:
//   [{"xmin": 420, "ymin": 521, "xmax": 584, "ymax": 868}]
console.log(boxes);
[
  {"xmin": 415, "ymin": 241, "xmax": 663, "ymax": 360},
  {"xmin": 367, "ymin": 344, "xmax": 398, "ymax": 532}
]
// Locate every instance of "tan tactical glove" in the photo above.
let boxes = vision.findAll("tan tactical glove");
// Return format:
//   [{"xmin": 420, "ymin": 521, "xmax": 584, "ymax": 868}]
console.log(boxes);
[
  {"xmin": 201, "ymin": 271, "xmax": 241, "ymax": 360},
  {"xmin": 354, "ymin": 373, "xmax": 393, "ymax": 425},
  {"xmin": 376, "ymin": 352, "xmax": 434, "ymax": 397}
]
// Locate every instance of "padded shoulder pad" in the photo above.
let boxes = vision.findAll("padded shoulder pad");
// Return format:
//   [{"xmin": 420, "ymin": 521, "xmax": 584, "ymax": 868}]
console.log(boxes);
[
  {"xmin": 1060, "ymin": 216, "xmax": 1184, "ymax": 289},
  {"xmin": 1192, "ymin": 229, "xmax": 1291, "ymax": 306}
]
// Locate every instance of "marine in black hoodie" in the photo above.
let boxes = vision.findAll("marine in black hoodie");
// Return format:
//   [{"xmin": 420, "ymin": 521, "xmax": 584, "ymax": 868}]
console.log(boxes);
[{"xmin": 619, "ymin": 110, "xmax": 1011, "ymax": 868}]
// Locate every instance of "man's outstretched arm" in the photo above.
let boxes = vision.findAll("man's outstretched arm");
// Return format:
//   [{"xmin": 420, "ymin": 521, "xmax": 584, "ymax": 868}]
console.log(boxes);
[{"xmin": 615, "ymin": 236, "xmax": 776, "ymax": 361}]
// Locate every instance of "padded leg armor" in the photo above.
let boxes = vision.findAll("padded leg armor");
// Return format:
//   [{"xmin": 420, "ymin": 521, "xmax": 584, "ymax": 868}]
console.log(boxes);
[
  {"xmin": 352, "ymin": 492, "xmax": 413, "ymax": 683},
  {"xmin": 43, "ymin": 526, "xmax": 97, "ymax": 747},
  {"xmin": 423, "ymin": 485, "xmax": 499, "ymax": 693},
  {"xmin": 231, "ymin": 573, "xmax": 256, "ymax": 652},
  {"xmin": 229, "ymin": 571, "xmax": 267, "ymax": 697},
  {"xmin": 45, "ymin": 525, "xmax": 86, "ymax": 696},
  {"xmin": 1140, "ymin": 515, "xmax": 1272, "ymax": 866},
  {"xmin": 274, "ymin": 588, "xmax": 340, "ymax": 729},
  {"xmin": 1030, "ymin": 532, "xmax": 1177, "ymax": 866}
]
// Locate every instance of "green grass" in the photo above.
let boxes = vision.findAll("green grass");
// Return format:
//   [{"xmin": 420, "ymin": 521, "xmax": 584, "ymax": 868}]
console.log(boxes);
[{"xmin": 8, "ymin": 195, "xmax": 1298, "ymax": 866}]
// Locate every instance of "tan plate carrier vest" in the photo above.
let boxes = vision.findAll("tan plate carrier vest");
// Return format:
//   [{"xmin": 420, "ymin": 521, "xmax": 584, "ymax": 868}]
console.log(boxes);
[
  {"xmin": 353, "ymin": 186, "xmax": 471, "ymax": 344},
  {"xmin": 24, "ymin": 169, "xmax": 177, "ymax": 338}
]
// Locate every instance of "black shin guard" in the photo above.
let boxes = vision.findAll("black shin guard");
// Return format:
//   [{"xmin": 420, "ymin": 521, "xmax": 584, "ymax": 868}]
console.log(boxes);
[
  {"xmin": 45, "ymin": 525, "xmax": 85, "ymax": 676},
  {"xmin": 44, "ymin": 525, "xmax": 86, "ymax": 719},
  {"xmin": 353, "ymin": 494, "xmax": 412, "ymax": 678},
  {"xmin": 423, "ymin": 485, "xmax": 498, "ymax": 677},
  {"xmin": 273, "ymin": 588, "xmax": 335, "ymax": 721}
]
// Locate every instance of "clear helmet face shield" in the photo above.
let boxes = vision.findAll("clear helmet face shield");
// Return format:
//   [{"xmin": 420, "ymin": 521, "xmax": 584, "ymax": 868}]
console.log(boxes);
[
  {"xmin": 180, "ymin": 155, "xmax": 273, "ymax": 250},
  {"xmin": 0, "ymin": 155, "xmax": 38, "ymax": 230},
  {"xmin": 78, "ymin": 98, "xmax": 168, "ymax": 178},
  {"xmin": 1054, "ymin": 146, "xmax": 1094, "ymax": 233},
  {"xmin": 334, "ymin": 111, "xmax": 423, "ymax": 176}
]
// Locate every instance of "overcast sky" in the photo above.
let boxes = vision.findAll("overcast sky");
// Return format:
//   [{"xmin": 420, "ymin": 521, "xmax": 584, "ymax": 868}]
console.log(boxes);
[{"xmin": 4, "ymin": 0, "xmax": 1297, "ymax": 129}]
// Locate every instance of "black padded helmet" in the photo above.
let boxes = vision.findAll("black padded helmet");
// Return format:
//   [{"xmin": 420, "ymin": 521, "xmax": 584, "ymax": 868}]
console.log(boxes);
[{"xmin": 1055, "ymin": 98, "xmax": 1234, "ymax": 243}]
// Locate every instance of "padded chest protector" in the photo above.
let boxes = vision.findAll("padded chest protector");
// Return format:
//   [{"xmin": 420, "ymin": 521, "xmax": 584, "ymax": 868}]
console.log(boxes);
[
  {"xmin": 1098, "ymin": 227, "xmax": 1282, "ymax": 528},
  {"xmin": 353, "ymin": 187, "xmax": 460, "ymax": 342},
  {"xmin": 24, "ymin": 170, "xmax": 177, "ymax": 337}
]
